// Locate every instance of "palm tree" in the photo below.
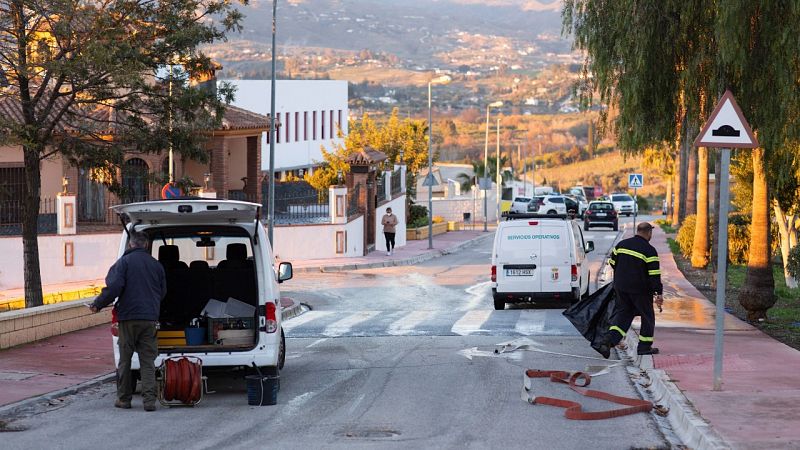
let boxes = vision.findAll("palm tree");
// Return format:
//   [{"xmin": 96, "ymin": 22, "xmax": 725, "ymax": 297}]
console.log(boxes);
[
  {"xmin": 691, "ymin": 147, "xmax": 710, "ymax": 268},
  {"xmin": 738, "ymin": 148, "xmax": 776, "ymax": 321},
  {"xmin": 455, "ymin": 157, "xmax": 513, "ymax": 192}
]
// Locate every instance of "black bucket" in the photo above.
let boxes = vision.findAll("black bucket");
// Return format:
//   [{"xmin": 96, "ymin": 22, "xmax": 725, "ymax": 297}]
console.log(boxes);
[{"xmin": 245, "ymin": 375, "xmax": 279, "ymax": 406}]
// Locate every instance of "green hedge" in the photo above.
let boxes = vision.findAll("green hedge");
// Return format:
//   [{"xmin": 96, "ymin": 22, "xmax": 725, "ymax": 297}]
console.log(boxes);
[
  {"xmin": 676, "ymin": 215, "xmax": 697, "ymax": 258},
  {"xmin": 408, "ymin": 204, "xmax": 429, "ymax": 228}
]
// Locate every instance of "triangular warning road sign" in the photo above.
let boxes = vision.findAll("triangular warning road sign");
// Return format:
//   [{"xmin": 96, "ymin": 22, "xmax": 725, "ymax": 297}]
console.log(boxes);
[
  {"xmin": 694, "ymin": 90, "xmax": 758, "ymax": 148},
  {"xmin": 422, "ymin": 172, "xmax": 439, "ymax": 187}
]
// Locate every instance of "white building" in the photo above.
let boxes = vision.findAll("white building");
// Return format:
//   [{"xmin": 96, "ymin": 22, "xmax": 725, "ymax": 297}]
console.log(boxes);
[{"xmin": 223, "ymin": 80, "xmax": 349, "ymax": 179}]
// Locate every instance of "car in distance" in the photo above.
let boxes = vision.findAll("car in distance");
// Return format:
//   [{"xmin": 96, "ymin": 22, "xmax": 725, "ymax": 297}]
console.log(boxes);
[
  {"xmin": 510, "ymin": 196, "xmax": 532, "ymax": 214},
  {"xmin": 527, "ymin": 195, "xmax": 568, "ymax": 215},
  {"xmin": 610, "ymin": 193, "xmax": 637, "ymax": 217},
  {"xmin": 583, "ymin": 201, "xmax": 618, "ymax": 231}
]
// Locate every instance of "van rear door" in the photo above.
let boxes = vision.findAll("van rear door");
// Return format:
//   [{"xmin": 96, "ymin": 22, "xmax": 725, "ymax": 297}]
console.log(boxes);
[
  {"xmin": 537, "ymin": 221, "xmax": 572, "ymax": 294},
  {"xmin": 496, "ymin": 222, "xmax": 542, "ymax": 294},
  {"xmin": 112, "ymin": 200, "xmax": 260, "ymax": 235}
]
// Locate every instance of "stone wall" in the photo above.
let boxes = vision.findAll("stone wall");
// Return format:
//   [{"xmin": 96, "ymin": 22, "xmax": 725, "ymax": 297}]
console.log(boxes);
[{"xmin": 0, "ymin": 300, "xmax": 110, "ymax": 349}]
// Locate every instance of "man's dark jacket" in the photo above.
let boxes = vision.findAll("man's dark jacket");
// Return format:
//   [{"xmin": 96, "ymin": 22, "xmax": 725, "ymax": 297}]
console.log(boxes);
[
  {"xmin": 609, "ymin": 235, "xmax": 663, "ymax": 295},
  {"xmin": 92, "ymin": 247, "xmax": 167, "ymax": 321}
]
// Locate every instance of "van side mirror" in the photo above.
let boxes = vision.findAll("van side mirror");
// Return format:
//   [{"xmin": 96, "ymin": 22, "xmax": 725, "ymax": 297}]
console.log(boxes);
[
  {"xmin": 278, "ymin": 262, "xmax": 293, "ymax": 283},
  {"xmin": 585, "ymin": 241, "xmax": 595, "ymax": 253}
]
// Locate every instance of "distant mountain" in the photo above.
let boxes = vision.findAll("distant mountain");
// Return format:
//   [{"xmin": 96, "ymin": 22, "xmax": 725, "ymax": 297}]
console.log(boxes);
[{"xmin": 226, "ymin": 0, "xmax": 570, "ymax": 63}]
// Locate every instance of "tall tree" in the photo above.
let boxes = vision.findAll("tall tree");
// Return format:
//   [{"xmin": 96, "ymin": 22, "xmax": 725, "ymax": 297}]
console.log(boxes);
[
  {"xmin": 691, "ymin": 146, "xmax": 709, "ymax": 267},
  {"xmin": 0, "ymin": 0, "xmax": 243, "ymax": 307}
]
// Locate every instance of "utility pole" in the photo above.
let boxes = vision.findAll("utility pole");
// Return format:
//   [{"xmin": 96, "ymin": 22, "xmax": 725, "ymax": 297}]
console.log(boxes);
[
  {"xmin": 495, "ymin": 117, "xmax": 501, "ymax": 224},
  {"xmin": 267, "ymin": 0, "xmax": 278, "ymax": 247}
]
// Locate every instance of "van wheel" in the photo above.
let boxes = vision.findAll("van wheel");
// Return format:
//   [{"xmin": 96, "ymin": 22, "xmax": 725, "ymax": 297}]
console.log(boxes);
[
  {"xmin": 278, "ymin": 328, "xmax": 286, "ymax": 370},
  {"xmin": 547, "ymin": 210, "xmax": 557, "ymax": 215},
  {"xmin": 613, "ymin": 223, "xmax": 619, "ymax": 231},
  {"xmin": 494, "ymin": 296, "xmax": 505, "ymax": 310},
  {"xmin": 583, "ymin": 222, "xmax": 590, "ymax": 231}
]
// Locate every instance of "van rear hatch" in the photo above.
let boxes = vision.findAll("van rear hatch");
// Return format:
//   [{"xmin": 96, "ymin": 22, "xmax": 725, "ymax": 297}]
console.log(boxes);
[
  {"xmin": 112, "ymin": 200, "xmax": 260, "ymax": 231},
  {"xmin": 496, "ymin": 222, "xmax": 542, "ymax": 294}
]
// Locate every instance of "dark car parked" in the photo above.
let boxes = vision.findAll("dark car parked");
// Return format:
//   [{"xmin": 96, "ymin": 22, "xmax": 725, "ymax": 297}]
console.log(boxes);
[{"xmin": 583, "ymin": 201, "xmax": 618, "ymax": 231}]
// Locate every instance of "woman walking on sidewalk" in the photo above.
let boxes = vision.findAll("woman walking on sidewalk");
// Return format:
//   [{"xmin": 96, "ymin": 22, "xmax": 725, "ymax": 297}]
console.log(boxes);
[{"xmin": 381, "ymin": 208, "xmax": 399, "ymax": 256}]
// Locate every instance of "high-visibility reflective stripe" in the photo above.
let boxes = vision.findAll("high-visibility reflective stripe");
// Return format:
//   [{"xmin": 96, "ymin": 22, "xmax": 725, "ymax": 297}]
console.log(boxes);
[
  {"xmin": 639, "ymin": 335, "xmax": 654, "ymax": 342},
  {"xmin": 609, "ymin": 259, "xmax": 616, "ymax": 265},
  {"xmin": 609, "ymin": 325, "xmax": 626, "ymax": 337},
  {"xmin": 612, "ymin": 248, "xmax": 618, "ymax": 255},
  {"xmin": 615, "ymin": 248, "xmax": 648, "ymax": 262},
  {"xmin": 645, "ymin": 256, "xmax": 660, "ymax": 263},
  {"xmin": 648, "ymin": 269, "xmax": 661, "ymax": 275}
]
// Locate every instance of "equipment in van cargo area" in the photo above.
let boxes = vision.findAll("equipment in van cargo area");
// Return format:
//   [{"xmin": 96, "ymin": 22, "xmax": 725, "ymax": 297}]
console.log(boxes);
[
  {"xmin": 200, "ymin": 297, "xmax": 255, "ymax": 318},
  {"xmin": 208, "ymin": 317, "xmax": 256, "ymax": 345}
]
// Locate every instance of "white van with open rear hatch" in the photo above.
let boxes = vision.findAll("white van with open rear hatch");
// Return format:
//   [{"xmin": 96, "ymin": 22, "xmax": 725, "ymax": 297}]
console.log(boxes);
[
  {"xmin": 109, "ymin": 200, "xmax": 292, "ymax": 384},
  {"xmin": 491, "ymin": 214, "xmax": 594, "ymax": 310}
]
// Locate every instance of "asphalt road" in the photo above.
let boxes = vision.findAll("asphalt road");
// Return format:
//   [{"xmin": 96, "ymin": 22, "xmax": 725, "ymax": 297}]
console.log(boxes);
[{"xmin": 4, "ymin": 215, "xmax": 669, "ymax": 449}]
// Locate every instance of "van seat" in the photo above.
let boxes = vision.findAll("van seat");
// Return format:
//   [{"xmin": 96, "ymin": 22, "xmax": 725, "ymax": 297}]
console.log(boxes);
[
  {"xmin": 187, "ymin": 261, "xmax": 214, "ymax": 319},
  {"xmin": 213, "ymin": 244, "xmax": 256, "ymax": 306},
  {"xmin": 157, "ymin": 245, "xmax": 190, "ymax": 325}
]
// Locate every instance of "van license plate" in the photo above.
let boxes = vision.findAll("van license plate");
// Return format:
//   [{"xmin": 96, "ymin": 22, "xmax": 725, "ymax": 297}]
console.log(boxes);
[
  {"xmin": 596, "ymin": 213, "xmax": 606, "ymax": 217},
  {"xmin": 506, "ymin": 269, "xmax": 534, "ymax": 276}
]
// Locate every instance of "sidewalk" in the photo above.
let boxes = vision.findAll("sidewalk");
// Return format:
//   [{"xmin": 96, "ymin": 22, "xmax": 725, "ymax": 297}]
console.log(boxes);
[
  {"xmin": 626, "ymin": 225, "xmax": 800, "ymax": 449},
  {"xmin": 291, "ymin": 229, "xmax": 494, "ymax": 272}
]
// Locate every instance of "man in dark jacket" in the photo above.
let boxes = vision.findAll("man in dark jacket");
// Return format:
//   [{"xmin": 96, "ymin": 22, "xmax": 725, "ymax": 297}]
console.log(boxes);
[
  {"xmin": 594, "ymin": 222, "xmax": 664, "ymax": 358},
  {"xmin": 90, "ymin": 231, "xmax": 166, "ymax": 411}
]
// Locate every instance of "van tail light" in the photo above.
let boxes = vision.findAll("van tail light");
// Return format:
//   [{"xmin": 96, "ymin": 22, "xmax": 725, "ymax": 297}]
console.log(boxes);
[
  {"xmin": 571, "ymin": 265, "xmax": 578, "ymax": 282},
  {"xmin": 491, "ymin": 265, "xmax": 497, "ymax": 282},
  {"xmin": 265, "ymin": 302, "xmax": 278, "ymax": 333},
  {"xmin": 110, "ymin": 307, "xmax": 119, "ymax": 337}
]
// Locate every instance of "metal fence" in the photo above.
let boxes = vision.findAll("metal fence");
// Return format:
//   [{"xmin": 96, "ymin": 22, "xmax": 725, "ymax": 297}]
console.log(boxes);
[
  {"xmin": 376, "ymin": 172, "xmax": 387, "ymax": 204},
  {"xmin": 347, "ymin": 183, "xmax": 360, "ymax": 218},
  {"xmin": 0, "ymin": 197, "xmax": 57, "ymax": 235},
  {"xmin": 260, "ymin": 181, "xmax": 331, "ymax": 225},
  {"xmin": 391, "ymin": 168, "xmax": 402, "ymax": 196},
  {"xmin": 78, "ymin": 195, "xmax": 122, "ymax": 225}
]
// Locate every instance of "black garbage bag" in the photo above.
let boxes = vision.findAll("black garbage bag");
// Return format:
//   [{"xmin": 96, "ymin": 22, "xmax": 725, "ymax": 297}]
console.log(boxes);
[{"xmin": 562, "ymin": 282, "xmax": 617, "ymax": 350}]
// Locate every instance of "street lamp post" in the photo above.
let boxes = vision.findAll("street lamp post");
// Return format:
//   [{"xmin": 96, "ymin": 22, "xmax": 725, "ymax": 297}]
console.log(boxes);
[
  {"xmin": 267, "ymin": 0, "xmax": 278, "ymax": 248},
  {"xmin": 483, "ymin": 101, "xmax": 502, "ymax": 231},
  {"xmin": 495, "ymin": 117, "xmax": 501, "ymax": 224},
  {"xmin": 427, "ymin": 75, "xmax": 451, "ymax": 250}
]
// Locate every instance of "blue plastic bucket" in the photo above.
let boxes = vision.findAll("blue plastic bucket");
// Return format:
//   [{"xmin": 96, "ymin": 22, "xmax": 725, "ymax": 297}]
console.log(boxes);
[
  {"xmin": 245, "ymin": 375, "xmax": 279, "ymax": 406},
  {"xmin": 185, "ymin": 328, "xmax": 207, "ymax": 346}
]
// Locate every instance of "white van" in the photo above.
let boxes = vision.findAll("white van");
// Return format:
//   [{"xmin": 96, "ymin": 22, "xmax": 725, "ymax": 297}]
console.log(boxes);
[
  {"xmin": 108, "ymin": 200, "xmax": 292, "ymax": 382},
  {"xmin": 491, "ymin": 215, "xmax": 594, "ymax": 310}
]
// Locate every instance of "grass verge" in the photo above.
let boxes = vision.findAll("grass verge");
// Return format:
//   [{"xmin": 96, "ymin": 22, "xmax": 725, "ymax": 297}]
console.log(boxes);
[{"xmin": 667, "ymin": 241, "xmax": 800, "ymax": 350}]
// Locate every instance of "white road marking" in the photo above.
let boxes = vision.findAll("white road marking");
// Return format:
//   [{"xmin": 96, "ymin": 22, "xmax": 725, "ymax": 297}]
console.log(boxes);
[
  {"xmin": 387, "ymin": 310, "xmax": 432, "ymax": 335},
  {"xmin": 451, "ymin": 310, "xmax": 493, "ymax": 335},
  {"xmin": 347, "ymin": 393, "xmax": 366, "ymax": 415},
  {"xmin": 322, "ymin": 311, "xmax": 381, "ymax": 337},
  {"xmin": 306, "ymin": 338, "xmax": 328, "ymax": 348},
  {"xmin": 514, "ymin": 310, "xmax": 545, "ymax": 335},
  {"xmin": 282, "ymin": 311, "xmax": 334, "ymax": 331},
  {"xmin": 461, "ymin": 281, "xmax": 492, "ymax": 311}
]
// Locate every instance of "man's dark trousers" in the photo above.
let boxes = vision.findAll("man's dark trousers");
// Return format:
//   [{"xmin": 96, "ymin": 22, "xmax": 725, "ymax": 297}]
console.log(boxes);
[
  {"xmin": 606, "ymin": 288, "xmax": 656, "ymax": 352},
  {"xmin": 118, "ymin": 320, "xmax": 158, "ymax": 406}
]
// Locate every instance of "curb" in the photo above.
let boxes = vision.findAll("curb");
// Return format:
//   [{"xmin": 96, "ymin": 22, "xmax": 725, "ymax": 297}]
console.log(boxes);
[
  {"xmin": 0, "ymin": 301, "xmax": 306, "ymax": 420},
  {"xmin": 294, "ymin": 233, "xmax": 495, "ymax": 273},
  {"xmin": 0, "ymin": 372, "xmax": 116, "ymax": 420},
  {"xmin": 622, "ymin": 330, "xmax": 729, "ymax": 450}
]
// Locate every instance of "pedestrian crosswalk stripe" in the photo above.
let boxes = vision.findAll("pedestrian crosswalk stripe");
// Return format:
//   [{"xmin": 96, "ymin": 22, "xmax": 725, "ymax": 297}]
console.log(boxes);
[
  {"xmin": 282, "ymin": 310, "xmax": 334, "ymax": 331},
  {"xmin": 323, "ymin": 310, "xmax": 381, "ymax": 337},
  {"xmin": 451, "ymin": 310, "xmax": 493, "ymax": 335},
  {"xmin": 387, "ymin": 310, "xmax": 434, "ymax": 336}
]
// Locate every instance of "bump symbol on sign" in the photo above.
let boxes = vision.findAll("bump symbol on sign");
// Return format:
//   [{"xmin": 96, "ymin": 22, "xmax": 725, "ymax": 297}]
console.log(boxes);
[{"xmin": 712, "ymin": 125, "xmax": 740, "ymax": 137}]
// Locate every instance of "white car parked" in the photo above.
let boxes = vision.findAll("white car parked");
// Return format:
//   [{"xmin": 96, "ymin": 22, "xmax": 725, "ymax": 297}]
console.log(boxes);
[
  {"xmin": 491, "ymin": 215, "xmax": 594, "ymax": 309},
  {"xmin": 510, "ymin": 196, "xmax": 532, "ymax": 214},
  {"xmin": 527, "ymin": 195, "xmax": 568, "ymax": 215},
  {"xmin": 109, "ymin": 200, "xmax": 291, "ymax": 387},
  {"xmin": 610, "ymin": 193, "xmax": 637, "ymax": 216}
]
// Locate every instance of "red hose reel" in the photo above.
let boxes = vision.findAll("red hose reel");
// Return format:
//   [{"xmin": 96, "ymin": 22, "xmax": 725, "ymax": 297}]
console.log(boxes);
[{"xmin": 158, "ymin": 356, "xmax": 204, "ymax": 406}]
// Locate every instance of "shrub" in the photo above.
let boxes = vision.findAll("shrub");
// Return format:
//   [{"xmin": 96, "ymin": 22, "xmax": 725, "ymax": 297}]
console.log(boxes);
[
  {"xmin": 408, "ymin": 204, "xmax": 428, "ymax": 227},
  {"xmin": 787, "ymin": 244, "xmax": 800, "ymax": 280},
  {"xmin": 676, "ymin": 214, "xmax": 696, "ymax": 258},
  {"xmin": 726, "ymin": 214, "xmax": 751, "ymax": 265},
  {"xmin": 636, "ymin": 196, "xmax": 650, "ymax": 213},
  {"xmin": 432, "ymin": 216, "xmax": 445, "ymax": 224}
]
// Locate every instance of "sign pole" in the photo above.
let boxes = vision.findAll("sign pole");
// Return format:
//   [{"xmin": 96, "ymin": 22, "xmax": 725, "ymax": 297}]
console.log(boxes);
[
  {"xmin": 712, "ymin": 147, "xmax": 731, "ymax": 391},
  {"xmin": 633, "ymin": 187, "xmax": 637, "ymax": 231}
]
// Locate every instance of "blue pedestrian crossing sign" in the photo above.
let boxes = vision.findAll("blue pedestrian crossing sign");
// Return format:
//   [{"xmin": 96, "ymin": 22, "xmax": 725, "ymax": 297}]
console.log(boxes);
[{"xmin": 628, "ymin": 174, "xmax": 644, "ymax": 188}]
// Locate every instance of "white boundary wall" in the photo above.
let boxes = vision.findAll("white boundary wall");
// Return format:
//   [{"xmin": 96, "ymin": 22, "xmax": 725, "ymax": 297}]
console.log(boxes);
[
  {"xmin": 375, "ymin": 195, "xmax": 407, "ymax": 252},
  {"xmin": 427, "ymin": 191, "xmax": 498, "ymax": 223},
  {"xmin": 273, "ymin": 216, "xmax": 364, "ymax": 261},
  {"xmin": 0, "ymin": 233, "xmax": 120, "ymax": 291}
]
